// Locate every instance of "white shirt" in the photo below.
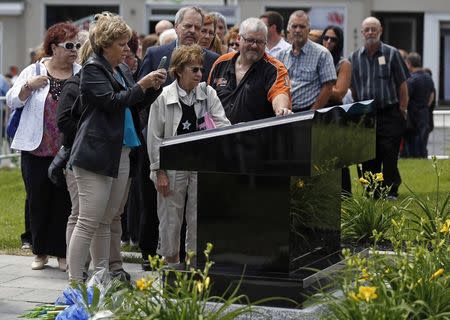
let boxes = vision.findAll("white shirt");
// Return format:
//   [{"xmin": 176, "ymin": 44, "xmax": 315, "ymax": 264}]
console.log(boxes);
[{"xmin": 266, "ymin": 37, "xmax": 291, "ymax": 57}]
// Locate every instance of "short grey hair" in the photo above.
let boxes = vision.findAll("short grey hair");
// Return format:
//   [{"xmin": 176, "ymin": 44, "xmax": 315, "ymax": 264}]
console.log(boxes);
[
  {"xmin": 288, "ymin": 10, "xmax": 310, "ymax": 28},
  {"xmin": 239, "ymin": 17, "xmax": 267, "ymax": 40},
  {"xmin": 174, "ymin": 6, "xmax": 204, "ymax": 26},
  {"xmin": 210, "ymin": 12, "xmax": 228, "ymax": 32}
]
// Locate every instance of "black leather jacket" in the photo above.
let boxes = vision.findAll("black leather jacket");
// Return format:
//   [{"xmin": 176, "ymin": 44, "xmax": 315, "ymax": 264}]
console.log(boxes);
[{"xmin": 69, "ymin": 53, "xmax": 162, "ymax": 178}]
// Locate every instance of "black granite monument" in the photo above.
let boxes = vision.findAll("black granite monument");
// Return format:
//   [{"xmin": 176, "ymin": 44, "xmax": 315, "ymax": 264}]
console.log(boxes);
[{"xmin": 159, "ymin": 101, "xmax": 376, "ymax": 305}]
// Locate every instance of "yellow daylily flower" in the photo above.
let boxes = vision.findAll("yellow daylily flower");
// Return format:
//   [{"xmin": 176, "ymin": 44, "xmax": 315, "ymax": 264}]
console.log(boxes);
[
  {"xmin": 204, "ymin": 276, "xmax": 210, "ymax": 289},
  {"xmin": 136, "ymin": 278, "xmax": 149, "ymax": 291},
  {"xmin": 136, "ymin": 277, "xmax": 154, "ymax": 291},
  {"xmin": 440, "ymin": 219, "xmax": 450, "ymax": 234},
  {"xmin": 358, "ymin": 268, "xmax": 370, "ymax": 282},
  {"xmin": 196, "ymin": 281, "xmax": 204, "ymax": 293},
  {"xmin": 359, "ymin": 177, "xmax": 369, "ymax": 185},
  {"xmin": 348, "ymin": 291, "xmax": 359, "ymax": 302},
  {"xmin": 430, "ymin": 268, "xmax": 444, "ymax": 280},
  {"xmin": 356, "ymin": 286, "xmax": 378, "ymax": 302},
  {"xmin": 375, "ymin": 173, "xmax": 384, "ymax": 182}
]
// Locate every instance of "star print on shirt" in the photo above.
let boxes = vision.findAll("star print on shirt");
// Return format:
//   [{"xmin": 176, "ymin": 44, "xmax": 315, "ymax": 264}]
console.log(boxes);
[{"xmin": 182, "ymin": 120, "xmax": 192, "ymax": 131}]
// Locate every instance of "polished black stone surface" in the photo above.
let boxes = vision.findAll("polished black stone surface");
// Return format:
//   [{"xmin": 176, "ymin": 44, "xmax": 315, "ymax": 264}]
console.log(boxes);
[
  {"xmin": 160, "ymin": 100, "xmax": 375, "ymax": 176},
  {"xmin": 159, "ymin": 101, "xmax": 376, "ymax": 305}
]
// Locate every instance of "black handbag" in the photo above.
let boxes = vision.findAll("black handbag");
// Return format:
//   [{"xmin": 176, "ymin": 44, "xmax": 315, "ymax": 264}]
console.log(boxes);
[{"xmin": 48, "ymin": 145, "xmax": 71, "ymax": 187}]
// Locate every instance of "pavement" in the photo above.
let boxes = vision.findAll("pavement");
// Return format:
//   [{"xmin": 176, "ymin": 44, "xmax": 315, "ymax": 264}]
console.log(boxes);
[
  {"xmin": 0, "ymin": 254, "xmax": 147, "ymax": 319},
  {"xmin": 0, "ymin": 253, "xmax": 327, "ymax": 320}
]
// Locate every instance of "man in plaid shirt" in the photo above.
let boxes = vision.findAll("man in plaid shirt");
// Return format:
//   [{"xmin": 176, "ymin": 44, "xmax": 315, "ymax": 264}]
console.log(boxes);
[{"xmin": 276, "ymin": 10, "xmax": 336, "ymax": 112}]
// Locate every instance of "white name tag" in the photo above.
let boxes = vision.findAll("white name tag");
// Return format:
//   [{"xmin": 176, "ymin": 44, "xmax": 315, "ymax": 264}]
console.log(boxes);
[{"xmin": 378, "ymin": 56, "xmax": 386, "ymax": 65}]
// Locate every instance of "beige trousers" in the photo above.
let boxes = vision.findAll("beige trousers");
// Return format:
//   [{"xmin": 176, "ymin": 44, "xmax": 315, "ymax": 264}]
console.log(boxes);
[
  {"xmin": 68, "ymin": 147, "xmax": 130, "ymax": 281},
  {"xmin": 156, "ymin": 171, "xmax": 197, "ymax": 258},
  {"xmin": 65, "ymin": 169, "xmax": 130, "ymax": 273}
]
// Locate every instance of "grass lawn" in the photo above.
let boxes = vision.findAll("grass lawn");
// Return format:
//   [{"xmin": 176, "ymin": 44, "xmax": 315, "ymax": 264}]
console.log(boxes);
[{"xmin": 0, "ymin": 159, "xmax": 449, "ymax": 254}]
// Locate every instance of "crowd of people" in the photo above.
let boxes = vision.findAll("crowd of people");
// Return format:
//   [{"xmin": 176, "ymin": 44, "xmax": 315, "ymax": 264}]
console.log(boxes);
[{"xmin": 4, "ymin": 5, "xmax": 435, "ymax": 280}]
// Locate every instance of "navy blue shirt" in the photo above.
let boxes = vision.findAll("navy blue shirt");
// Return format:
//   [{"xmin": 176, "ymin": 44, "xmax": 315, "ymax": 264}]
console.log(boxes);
[{"xmin": 407, "ymin": 70, "xmax": 434, "ymax": 111}]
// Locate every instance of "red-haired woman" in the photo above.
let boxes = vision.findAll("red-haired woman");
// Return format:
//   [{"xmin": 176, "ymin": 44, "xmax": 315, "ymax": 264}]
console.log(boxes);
[{"xmin": 6, "ymin": 22, "xmax": 81, "ymax": 271}]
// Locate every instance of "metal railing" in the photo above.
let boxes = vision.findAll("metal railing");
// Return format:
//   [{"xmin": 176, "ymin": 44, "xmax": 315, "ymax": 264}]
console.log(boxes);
[
  {"xmin": 0, "ymin": 97, "xmax": 449, "ymax": 167},
  {"xmin": 0, "ymin": 97, "xmax": 20, "ymax": 167},
  {"xmin": 427, "ymin": 110, "xmax": 450, "ymax": 159}
]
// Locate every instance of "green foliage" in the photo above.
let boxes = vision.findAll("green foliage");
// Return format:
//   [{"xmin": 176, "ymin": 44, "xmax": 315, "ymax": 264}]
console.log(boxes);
[
  {"xmin": 0, "ymin": 168, "xmax": 25, "ymax": 252},
  {"xmin": 312, "ymin": 159, "xmax": 450, "ymax": 319},
  {"xmin": 341, "ymin": 171, "xmax": 402, "ymax": 245},
  {"xmin": 402, "ymin": 157, "xmax": 450, "ymax": 242},
  {"xmin": 111, "ymin": 243, "xmax": 256, "ymax": 320}
]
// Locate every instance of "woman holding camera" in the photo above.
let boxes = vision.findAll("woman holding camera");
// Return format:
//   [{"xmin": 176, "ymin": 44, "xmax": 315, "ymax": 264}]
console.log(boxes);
[{"xmin": 67, "ymin": 14, "xmax": 166, "ymax": 282}]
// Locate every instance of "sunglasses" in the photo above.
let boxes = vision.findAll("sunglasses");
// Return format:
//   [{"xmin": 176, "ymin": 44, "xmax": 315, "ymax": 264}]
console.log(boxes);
[
  {"xmin": 57, "ymin": 42, "xmax": 82, "ymax": 50},
  {"xmin": 323, "ymin": 36, "xmax": 338, "ymax": 43},
  {"xmin": 189, "ymin": 66, "xmax": 205, "ymax": 73},
  {"xmin": 228, "ymin": 42, "xmax": 239, "ymax": 48}
]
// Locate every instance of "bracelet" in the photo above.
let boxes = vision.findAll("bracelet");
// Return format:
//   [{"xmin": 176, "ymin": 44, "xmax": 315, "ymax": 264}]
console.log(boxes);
[{"xmin": 23, "ymin": 81, "xmax": 32, "ymax": 91}]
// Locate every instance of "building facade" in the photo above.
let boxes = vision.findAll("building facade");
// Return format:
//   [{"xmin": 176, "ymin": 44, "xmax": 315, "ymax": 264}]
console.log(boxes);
[{"xmin": 0, "ymin": 0, "xmax": 448, "ymax": 104}]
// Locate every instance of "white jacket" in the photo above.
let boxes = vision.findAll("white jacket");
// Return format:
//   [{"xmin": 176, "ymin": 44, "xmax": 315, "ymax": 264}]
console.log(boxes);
[
  {"xmin": 147, "ymin": 80, "xmax": 230, "ymax": 187},
  {"xmin": 6, "ymin": 58, "xmax": 81, "ymax": 151}
]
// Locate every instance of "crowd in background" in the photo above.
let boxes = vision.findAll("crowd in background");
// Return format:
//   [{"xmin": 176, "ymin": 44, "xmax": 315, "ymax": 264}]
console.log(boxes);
[{"xmin": 2, "ymin": 5, "xmax": 436, "ymax": 281}]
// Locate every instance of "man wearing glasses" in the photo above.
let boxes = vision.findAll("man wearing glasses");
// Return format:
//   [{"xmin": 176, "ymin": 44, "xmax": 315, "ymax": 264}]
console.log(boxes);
[
  {"xmin": 276, "ymin": 10, "xmax": 336, "ymax": 112},
  {"xmin": 208, "ymin": 17, "xmax": 292, "ymax": 124}
]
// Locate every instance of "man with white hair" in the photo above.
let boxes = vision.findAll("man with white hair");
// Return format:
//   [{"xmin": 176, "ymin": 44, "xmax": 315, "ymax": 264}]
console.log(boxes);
[
  {"xmin": 349, "ymin": 16, "xmax": 409, "ymax": 200},
  {"xmin": 208, "ymin": 17, "xmax": 292, "ymax": 124},
  {"xmin": 158, "ymin": 28, "xmax": 177, "ymax": 46}
]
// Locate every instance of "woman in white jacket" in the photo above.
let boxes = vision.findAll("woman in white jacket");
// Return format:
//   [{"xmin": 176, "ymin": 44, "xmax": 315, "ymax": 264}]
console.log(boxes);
[
  {"xmin": 148, "ymin": 44, "xmax": 230, "ymax": 267},
  {"xmin": 6, "ymin": 22, "xmax": 81, "ymax": 271}
]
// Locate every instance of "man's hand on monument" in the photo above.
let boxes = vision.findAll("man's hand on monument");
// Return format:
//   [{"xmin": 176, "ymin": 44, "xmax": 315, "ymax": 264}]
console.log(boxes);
[{"xmin": 275, "ymin": 107, "xmax": 292, "ymax": 116}]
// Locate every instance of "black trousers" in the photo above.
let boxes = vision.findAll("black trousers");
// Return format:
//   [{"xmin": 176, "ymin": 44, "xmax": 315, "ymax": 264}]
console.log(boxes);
[
  {"xmin": 361, "ymin": 105, "xmax": 405, "ymax": 197},
  {"xmin": 20, "ymin": 155, "xmax": 32, "ymax": 245},
  {"xmin": 21, "ymin": 152, "xmax": 71, "ymax": 257},
  {"xmin": 135, "ymin": 145, "xmax": 159, "ymax": 260}
]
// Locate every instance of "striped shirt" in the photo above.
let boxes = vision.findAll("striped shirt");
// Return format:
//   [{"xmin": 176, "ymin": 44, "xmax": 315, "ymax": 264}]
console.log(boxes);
[
  {"xmin": 349, "ymin": 42, "xmax": 409, "ymax": 109},
  {"xmin": 276, "ymin": 40, "xmax": 336, "ymax": 111}
]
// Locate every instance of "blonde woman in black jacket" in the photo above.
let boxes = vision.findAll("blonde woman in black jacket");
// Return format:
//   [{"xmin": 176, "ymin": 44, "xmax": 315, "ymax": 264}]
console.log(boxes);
[{"xmin": 67, "ymin": 13, "xmax": 166, "ymax": 282}]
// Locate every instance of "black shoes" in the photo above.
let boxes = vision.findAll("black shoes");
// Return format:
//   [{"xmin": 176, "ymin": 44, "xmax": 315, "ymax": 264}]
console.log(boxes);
[{"xmin": 110, "ymin": 269, "xmax": 131, "ymax": 282}]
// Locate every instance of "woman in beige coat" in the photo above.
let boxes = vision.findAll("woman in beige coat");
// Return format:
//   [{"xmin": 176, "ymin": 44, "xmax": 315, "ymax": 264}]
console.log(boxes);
[{"xmin": 148, "ymin": 45, "xmax": 230, "ymax": 267}]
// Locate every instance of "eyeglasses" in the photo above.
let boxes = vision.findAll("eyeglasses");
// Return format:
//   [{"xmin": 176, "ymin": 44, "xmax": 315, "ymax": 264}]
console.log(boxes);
[
  {"xmin": 201, "ymin": 29, "xmax": 215, "ymax": 37},
  {"xmin": 57, "ymin": 42, "xmax": 82, "ymax": 50},
  {"xmin": 228, "ymin": 41, "xmax": 239, "ymax": 48},
  {"xmin": 323, "ymin": 36, "xmax": 338, "ymax": 43},
  {"xmin": 240, "ymin": 35, "xmax": 266, "ymax": 46},
  {"xmin": 188, "ymin": 66, "xmax": 205, "ymax": 73}
]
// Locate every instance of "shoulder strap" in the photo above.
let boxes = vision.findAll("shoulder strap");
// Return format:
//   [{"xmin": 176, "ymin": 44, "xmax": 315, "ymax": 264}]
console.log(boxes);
[{"xmin": 35, "ymin": 62, "xmax": 41, "ymax": 75}]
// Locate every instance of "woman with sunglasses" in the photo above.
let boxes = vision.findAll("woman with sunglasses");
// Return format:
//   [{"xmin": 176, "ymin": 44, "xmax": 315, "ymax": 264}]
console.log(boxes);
[
  {"xmin": 321, "ymin": 25, "xmax": 353, "ymax": 195},
  {"xmin": 6, "ymin": 22, "xmax": 82, "ymax": 271},
  {"xmin": 321, "ymin": 26, "xmax": 352, "ymax": 106},
  {"xmin": 224, "ymin": 25, "xmax": 240, "ymax": 52},
  {"xmin": 148, "ymin": 45, "xmax": 230, "ymax": 267}
]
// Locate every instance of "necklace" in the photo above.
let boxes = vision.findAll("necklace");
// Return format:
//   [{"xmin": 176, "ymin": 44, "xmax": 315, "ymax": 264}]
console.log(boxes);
[{"xmin": 48, "ymin": 73, "xmax": 67, "ymax": 101}]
